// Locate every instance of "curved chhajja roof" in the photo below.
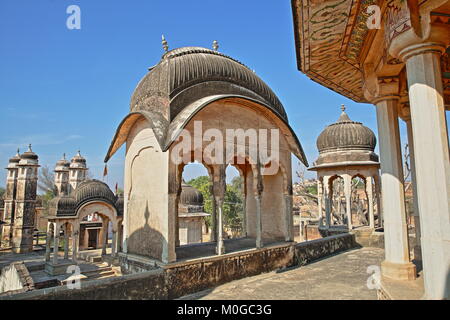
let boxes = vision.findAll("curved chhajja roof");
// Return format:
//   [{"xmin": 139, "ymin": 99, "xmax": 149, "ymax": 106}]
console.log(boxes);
[{"xmin": 105, "ymin": 46, "xmax": 308, "ymax": 166}]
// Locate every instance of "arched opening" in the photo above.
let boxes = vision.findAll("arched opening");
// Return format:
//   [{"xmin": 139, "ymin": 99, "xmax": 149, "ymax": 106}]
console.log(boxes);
[
  {"xmin": 224, "ymin": 164, "xmax": 244, "ymax": 239},
  {"xmin": 79, "ymin": 212, "xmax": 110, "ymax": 252},
  {"xmin": 329, "ymin": 175, "xmax": 346, "ymax": 226},
  {"xmin": 351, "ymin": 175, "xmax": 369, "ymax": 228},
  {"xmin": 178, "ymin": 161, "xmax": 213, "ymax": 246}
]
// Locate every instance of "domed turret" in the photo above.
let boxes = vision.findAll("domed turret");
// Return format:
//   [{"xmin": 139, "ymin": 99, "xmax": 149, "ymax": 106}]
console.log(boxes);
[
  {"xmin": 317, "ymin": 105, "xmax": 376, "ymax": 153},
  {"xmin": 55, "ymin": 153, "xmax": 70, "ymax": 171},
  {"xmin": 19, "ymin": 144, "xmax": 39, "ymax": 165},
  {"xmin": 131, "ymin": 46, "xmax": 287, "ymax": 121},
  {"xmin": 105, "ymin": 45, "xmax": 308, "ymax": 166},
  {"xmin": 70, "ymin": 150, "xmax": 87, "ymax": 168},
  {"xmin": 7, "ymin": 149, "xmax": 21, "ymax": 168},
  {"xmin": 74, "ymin": 179, "xmax": 117, "ymax": 209},
  {"xmin": 312, "ymin": 106, "xmax": 379, "ymax": 168},
  {"xmin": 180, "ymin": 182, "xmax": 204, "ymax": 207}
]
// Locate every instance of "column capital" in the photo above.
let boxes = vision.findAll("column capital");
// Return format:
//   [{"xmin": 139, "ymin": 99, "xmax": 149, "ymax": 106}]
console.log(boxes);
[
  {"xmin": 398, "ymin": 42, "xmax": 446, "ymax": 62},
  {"xmin": 363, "ymin": 67, "xmax": 401, "ymax": 104}
]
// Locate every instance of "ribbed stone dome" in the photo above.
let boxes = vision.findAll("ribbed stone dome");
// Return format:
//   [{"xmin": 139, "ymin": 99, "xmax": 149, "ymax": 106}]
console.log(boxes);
[
  {"xmin": 71, "ymin": 151, "xmax": 86, "ymax": 164},
  {"xmin": 115, "ymin": 194, "xmax": 124, "ymax": 216},
  {"xmin": 317, "ymin": 108, "xmax": 376, "ymax": 153},
  {"xmin": 50, "ymin": 195, "xmax": 77, "ymax": 216},
  {"xmin": 130, "ymin": 46, "xmax": 287, "ymax": 121},
  {"xmin": 74, "ymin": 179, "xmax": 117, "ymax": 208},
  {"xmin": 20, "ymin": 145, "xmax": 38, "ymax": 160},
  {"xmin": 9, "ymin": 149, "xmax": 21, "ymax": 164},
  {"xmin": 180, "ymin": 182, "xmax": 204, "ymax": 206}
]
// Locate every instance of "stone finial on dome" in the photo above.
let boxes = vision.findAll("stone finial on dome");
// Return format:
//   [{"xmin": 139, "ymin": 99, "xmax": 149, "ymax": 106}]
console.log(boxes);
[
  {"xmin": 212, "ymin": 40, "xmax": 219, "ymax": 51},
  {"xmin": 162, "ymin": 34, "xmax": 169, "ymax": 53},
  {"xmin": 337, "ymin": 104, "xmax": 351, "ymax": 122}
]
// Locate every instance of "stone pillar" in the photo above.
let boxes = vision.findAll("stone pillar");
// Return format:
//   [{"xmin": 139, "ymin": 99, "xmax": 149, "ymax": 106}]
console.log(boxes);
[
  {"xmin": 101, "ymin": 218, "xmax": 109, "ymax": 256},
  {"xmin": 209, "ymin": 183, "xmax": 217, "ymax": 242},
  {"xmin": 72, "ymin": 226, "xmax": 79, "ymax": 263},
  {"xmin": 63, "ymin": 223, "xmax": 69, "ymax": 260},
  {"xmin": 374, "ymin": 174, "xmax": 382, "ymax": 228},
  {"xmin": 375, "ymin": 97, "xmax": 416, "ymax": 280},
  {"xmin": 255, "ymin": 194, "xmax": 263, "ymax": 248},
  {"xmin": 242, "ymin": 173, "xmax": 247, "ymax": 237},
  {"xmin": 323, "ymin": 176, "xmax": 331, "ymax": 228},
  {"xmin": 111, "ymin": 229, "xmax": 117, "ymax": 258},
  {"xmin": 317, "ymin": 178, "xmax": 324, "ymax": 226},
  {"xmin": 213, "ymin": 165, "xmax": 226, "ymax": 255},
  {"xmin": 216, "ymin": 198, "xmax": 225, "ymax": 255},
  {"xmin": 400, "ymin": 43, "xmax": 450, "ymax": 298},
  {"xmin": 284, "ymin": 192, "xmax": 294, "ymax": 242},
  {"xmin": 175, "ymin": 192, "xmax": 180, "ymax": 247},
  {"xmin": 53, "ymin": 222, "xmax": 60, "ymax": 265},
  {"xmin": 45, "ymin": 222, "xmax": 52, "ymax": 262},
  {"xmin": 405, "ymin": 117, "xmax": 421, "ymax": 262},
  {"xmin": 366, "ymin": 176, "xmax": 375, "ymax": 229},
  {"xmin": 343, "ymin": 174, "xmax": 352, "ymax": 230}
]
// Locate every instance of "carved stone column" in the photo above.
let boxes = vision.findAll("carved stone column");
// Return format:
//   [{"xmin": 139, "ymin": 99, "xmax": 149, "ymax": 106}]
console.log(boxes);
[
  {"xmin": 399, "ymin": 41, "xmax": 450, "ymax": 298},
  {"xmin": 213, "ymin": 165, "xmax": 226, "ymax": 255},
  {"xmin": 317, "ymin": 177, "xmax": 324, "ymax": 227},
  {"xmin": 254, "ymin": 164, "xmax": 264, "ymax": 249},
  {"xmin": 53, "ymin": 222, "xmax": 60, "ymax": 265},
  {"xmin": 284, "ymin": 186, "xmax": 294, "ymax": 242},
  {"xmin": 63, "ymin": 223, "xmax": 69, "ymax": 260},
  {"xmin": 343, "ymin": 174, "xmax": 352, "ymax": 230},
  {"xmin": 366, "ymin": 176, "xmax": 375, "ymax": 229},
  {"xmin": 322, "ymin": 176, "xmax": 331, "ymax": 228},
  {"xmin": 45, "ymin": 221, "xmax": 52, "ymax": 262},
  {"xmin": 71, "ymin": 225, "xmax": 79, "ymax": 263},
  {"xmin": 101, "ymin": 218, "xmax": 109, "ymax": 256},
  {"xmin": 373, "ymin": 87, "xmax": 416, "ymax": 280}
]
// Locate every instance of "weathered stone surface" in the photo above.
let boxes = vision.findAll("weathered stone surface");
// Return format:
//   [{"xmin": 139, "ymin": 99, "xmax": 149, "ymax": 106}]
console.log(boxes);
[
  {"xmin": 0, "ymin": 269, "xmax": 167, "ymax": 300},
  {"xmin": 1, "ymin": 234, "xmax": 359, "ymax": 300},
  {"xmin": 180, "ymin": 247, "xmax": 384, "ymax": 300}
]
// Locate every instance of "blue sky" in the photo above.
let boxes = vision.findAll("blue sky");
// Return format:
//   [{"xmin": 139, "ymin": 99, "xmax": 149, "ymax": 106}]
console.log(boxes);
[{"xmin": 0, "ymin": 0, "xmax": 422, "ymax": 191}]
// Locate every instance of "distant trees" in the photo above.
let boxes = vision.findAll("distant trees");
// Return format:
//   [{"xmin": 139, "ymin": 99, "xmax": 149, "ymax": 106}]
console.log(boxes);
[
  {"xmin": 0, "ymin": 187, "xmax": 5, "ymax": 199},
  {"xmin": 187, "ymin": 175, "xmax": 244, "ymax": 237}
]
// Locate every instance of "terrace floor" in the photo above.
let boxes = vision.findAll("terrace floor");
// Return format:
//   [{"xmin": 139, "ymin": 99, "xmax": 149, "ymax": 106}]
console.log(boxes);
[{"xmin": 179, "ymin": 247, "xmax": 385, "ymax": 300}]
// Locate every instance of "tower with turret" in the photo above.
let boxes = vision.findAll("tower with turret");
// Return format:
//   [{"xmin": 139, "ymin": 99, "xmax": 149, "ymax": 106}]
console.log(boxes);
[
  {"xmin": 69, "ymin": 151, "xmax": 88, "ymax": 193},
  {"xmin": 54, "ymin": 154, "xmax": 70, "ymax": 196},
  {"xmin": 1, "ymin": 149, "xmax": 21, "ymax": 248},
  {"xmin": 11, "ymin": 145, "xmax": 39, "ymax": 253}
]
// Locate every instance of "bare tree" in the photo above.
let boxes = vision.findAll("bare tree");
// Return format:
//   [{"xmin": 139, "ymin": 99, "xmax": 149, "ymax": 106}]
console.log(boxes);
[{"xmin": 38, "ymin": 165, "xmax": 56, "ymax": 195}]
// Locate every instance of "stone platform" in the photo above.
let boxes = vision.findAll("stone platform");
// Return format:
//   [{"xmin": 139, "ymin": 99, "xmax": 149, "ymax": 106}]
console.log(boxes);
[{"xmin": 178, "ymin": 247, "xmax": 385, "ymax": 300}]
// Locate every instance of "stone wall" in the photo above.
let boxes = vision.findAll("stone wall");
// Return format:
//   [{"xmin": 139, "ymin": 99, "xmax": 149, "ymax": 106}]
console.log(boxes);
[{"xmin": 1, "ymin": 234, "xmax": 357, "ymax": 300}]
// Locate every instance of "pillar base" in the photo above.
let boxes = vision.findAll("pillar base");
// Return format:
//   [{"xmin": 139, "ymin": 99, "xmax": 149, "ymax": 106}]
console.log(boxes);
[{"xmin": 381, "ymin": 260, "xmax": 417, "ymax": 281}]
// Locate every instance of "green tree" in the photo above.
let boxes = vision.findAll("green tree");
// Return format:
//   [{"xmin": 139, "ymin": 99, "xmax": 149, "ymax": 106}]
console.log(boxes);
[
  {"xmin": 0, "ymin": 187, "xmax": 5, "ymax": 199},
  {"xmin": 187, "ymin": 175, "xmax": 244, "ymax": 236}
]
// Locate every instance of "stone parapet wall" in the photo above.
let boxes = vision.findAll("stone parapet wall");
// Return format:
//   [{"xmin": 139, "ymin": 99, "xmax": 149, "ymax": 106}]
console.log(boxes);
[{"xmin": 0, "ymin": 234, "xmax": 357, "ymax": 300}]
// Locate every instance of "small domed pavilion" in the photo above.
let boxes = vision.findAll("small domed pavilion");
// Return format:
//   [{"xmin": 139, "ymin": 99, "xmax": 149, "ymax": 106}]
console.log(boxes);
[
  {"xmin": 177, "ymin": 182, "xmax": 209, "ymax": 245},
  {"xmin": 309, "ymin": 105, "xmax": 381, "ymax": 232},
  {"xmin": 44, "ymin": 152, "xmax": 124, "ymax": 275}
]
